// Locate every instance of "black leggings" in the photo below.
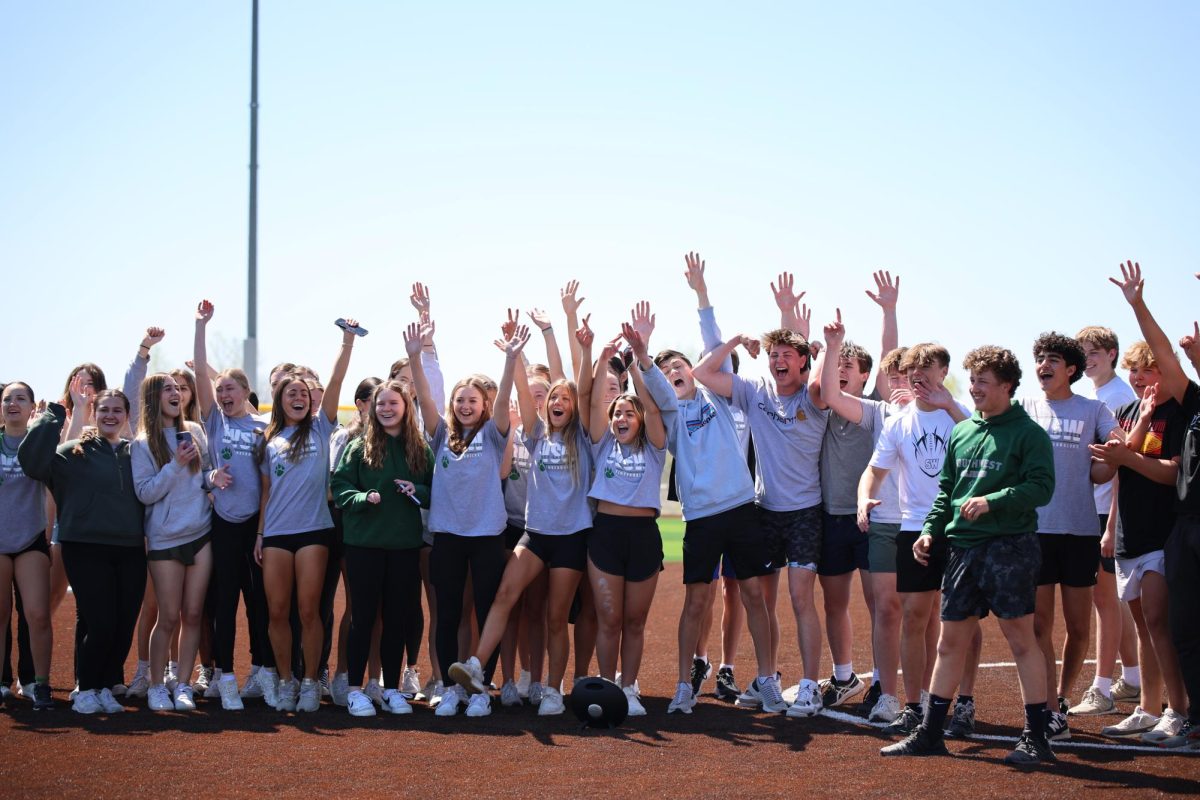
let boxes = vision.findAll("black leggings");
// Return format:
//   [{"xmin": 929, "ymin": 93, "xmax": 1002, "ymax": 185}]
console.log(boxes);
[
  {"xmin": 430, "ymin": 532, "xmax": 505, "ymax": 687},
  {"xmin": 205, "ymin": 513, "xmax": 263, "ymax": 673},
  {"xmin": 60, "ymin": 542, "xmax": 146, "ymax": 692},
  {"xmin": 344, "ymin": 544, "xmax": 422, "ymax": 688},
  {"xmin": 1166, "ymin": 514, "xmax": 1200, "ymax": 723},
  {"xmin": 2, "ymin": 585, "xmax": 34, "ymax": 686}
]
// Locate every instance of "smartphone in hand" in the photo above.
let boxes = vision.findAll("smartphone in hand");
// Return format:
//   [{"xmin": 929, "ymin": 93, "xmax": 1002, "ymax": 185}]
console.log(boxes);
[
  {"xmin": 176, "ymin": 431, "xmax": 194, "ymax": 447},
  {"xmin": 335, "ymin": 319, "xmax": 369, "ymax": 337}
]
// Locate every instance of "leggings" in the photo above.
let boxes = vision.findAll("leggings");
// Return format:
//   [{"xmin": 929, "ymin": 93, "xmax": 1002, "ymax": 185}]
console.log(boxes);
[
  {"xmin": 1166, "ymin": 514, "xmax": 1200, "ymax": 724},
  {"xmin": 205, "ymin": 513, "xmax": 262, "ymax": 673},
  {"xmin": 344, "ymin": 544, "xmax": 422, "ymax": 688},
  {"xmin": 316, "ymin": 504, "xmax": 344, "ymax": 675},
  {"xmin": 2, "ymin": 586, "xmax": 34, "ymax": 686},
  {"xmin": 60, "ymin": 542, "xmax": 146, "ymax": 692},
  {"xmin": 430, "ymin": 532, "xmax": 505, "ymax": 687}
]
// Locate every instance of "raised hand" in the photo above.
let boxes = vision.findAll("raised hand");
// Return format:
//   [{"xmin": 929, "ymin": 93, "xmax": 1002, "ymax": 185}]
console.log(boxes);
[
  {"xmin": 683, "ymin": 251, "xmax": 707, "ymax": 294},
  {"xmin": 771, "ymin": 272, "xmax": 805, "ymax": 315},
  {"xmin": 621, "ymin": 322, "xmax": 648, "ymax": 360},
  {"xmin": 865, "ymin": 270, "xmax": 899, "ymax": 309},
  {"xmin": 1180, "ymin": 321, "xmax": 1200, "ymax": 362},
  {"xmin": 420, "ymin": 314, "xmax": 436, "ymax": 348},
  {"xmin": 914, "ymin": 380, "xmax": 955, "ymax": 410},
  {"xmin": 410, "ymin": 282, "xmax": 431, "ymax": 316},
  {"xmin": 196, "ymin": 300, "xmax": 214, "ymax": 324},
  {"xmin": 1138, "ymin": 383, "xmax": 1160, "ymax": 419},
  {"xmin": 403, "ymin": 322, "xmax": 424, "ymax": 357},
  {"xmin": 527, "ymin": 308, "xmax": 553, "ymax": 332},
  {"xmin": 823, "ymin": 309, "xmax": 845, "ymax": 349},
  {"xmin": 1109, "ymin": 260, "xmax": 1144, "ymax": 305},
  {"xmin": 793, "ymin": 301, "xmax": 812, "ymax": 340},
  {"xmin": 68, "ymin": 372, "xmax": 93, "ymax": 410},
  {"xmin": 144, "ymin": 326, "xmax": 166, "ymax": 347},
  {"xmin": 732, "ymin": 334, "xmax": 761, "ymax": 359},
  {"xmin": 630, "ymin": 300, "xmax": 656, "ymax": 345},
  {"xmin": 495, "ymin": 325, "xmax": 531, "ymax": 359},
  {"xmin": 500, "ymin": 308, "xmax": 520, "ymax": 341},
  {"xmin": 339, "ymin": 317, "xmax": 360, "ymax": 344},
  {"xmin": 560, "ymin": 280, "xmax": 585, "ymax": 315},
  {"xmin": 809, "ymin": 340, "xmax": 823, "ymax": 360},
  {"xmin": 597, "ymin": 336, "xmax": 621, "ymax": 365},
  {"xmin": 576, "ymin": 313, "xmax": 594, "ymax": 348}
]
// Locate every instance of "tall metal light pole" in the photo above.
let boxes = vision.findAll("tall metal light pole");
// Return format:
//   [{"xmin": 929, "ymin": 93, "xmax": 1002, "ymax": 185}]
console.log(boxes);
[{"xmin": 243, "ymin": 0, "xmax": 260, "ymax": 391}]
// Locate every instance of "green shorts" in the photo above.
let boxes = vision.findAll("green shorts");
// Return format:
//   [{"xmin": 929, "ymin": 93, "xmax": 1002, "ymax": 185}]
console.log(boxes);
[{"xmin": 867, "ymin": 521, "xmax": 900, "ymax": 574}]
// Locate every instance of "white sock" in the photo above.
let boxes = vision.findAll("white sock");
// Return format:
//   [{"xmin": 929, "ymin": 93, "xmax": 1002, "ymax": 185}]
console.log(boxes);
[
  {"xmin": 168, "ymin": 660, "xmax": 179, "ymax": 675},
  {"xmin": 1092, "ymin": 676, "xmax": 1112, "ymax": 697},
  {"xmin": 135, "ymin": 660, "xmax": 150, "ymax": 675},
  {"xmin": 720, "ymin": 663, "xmax": 735, "ymax": 672},
  {"xmin": 872, "ymin": 667, "xmax": 880, "ymax": 684},
  {"xmin": 1122, "ymin": 665, "xmax": 1141, "ymax": 685},
  {"xmin": 249, "ymin": 664, "xmax": 261, "ymax": 676},
  {"xmin": 833, "ymin": 663, "xmax": 854, "ymax": 682}
]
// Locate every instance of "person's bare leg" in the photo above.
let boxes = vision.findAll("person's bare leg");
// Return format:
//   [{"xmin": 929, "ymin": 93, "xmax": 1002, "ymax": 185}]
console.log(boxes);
[
  {"xmin": 1058, "ymin": 585, "xmax": 1093, "ymax": 701},
  {"xmin": 1128, "ymin": 599, "xmax": 1163, "ymax": 712},
  {"xmin": 870, "ymin": 573, "xmax": 901, "ymax": 697}
]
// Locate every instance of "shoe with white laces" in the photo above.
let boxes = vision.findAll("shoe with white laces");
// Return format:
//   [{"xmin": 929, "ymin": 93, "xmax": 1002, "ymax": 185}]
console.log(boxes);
[
  {"xmin": 97, "ymin": 688, "xmax": 125, "ymax": 714},
  {"xmin": 255, "ymin": 669, "xmax": 280, "ymax": 708},
  {"xmin": 690, "ymin": 657, "xmax": 712, "ymax": 696},
  {"xmin": 318, "ymin": 668, "xmax": 331, "ymax": 698},
  {"xmin": 275, "ymin": 679, "xmax": 299, "ymax": 712},
  {"xmin": 528, "ymin": 682, "xmax": 546, "ymax": 706},
  {"xmin": 1110, "ymin": 677, "xmax": 1141, "ymax": 703},
  {"xmin": 1142, "ymin": 708, "xmax": 1186, "ymax": 743},
  {"xmin": 819, "ymin": 673, "xmax": 866, "ymax": 708},
  {"xmin": 1101, "ymin": 706, "xmax": 1159, "ymax": 738},
  {"xmin": 72, "ymin": 689, "xmax": 103, "ymax": 715},
  {"xmin": 448, "ymin": 656, "xmax": 488, "ymax": 695},
  {"xmin": 164, "ymin": 664, "xmax": 179, "ymax": 694},
  {"xmin": 218, "ymin": 677, "xmax": 244, "ymax": 711},
  {"xmin": 364, "ymin": 680, "xmax": 384, "ymax": 709},
  {"xmin": 347, "ymin": 689, "xmax": 376, "ymax": 717},
  {"xmin": 944, "ymin": 697, "xmax": 976, "ymax": 739},
  {"xmin": 1047, "ymin": 711, "xmax": 1071, "ymax": 741},
  {"xmin": 466, "ymin": 692, "xmax": 492, "ymax": 717},
  {"xmin": 537, "ymin": 687, "xmax": 565, "ymax": 716},
  {"xmin": 297, "ymin": 678, "xmax": 321, "ymax": 712},
  {"xmin": 427, "ymin": 680, "xmax": 446, "ymax": 708},
  {"xmin": 401, "ymin": 667, "xmax": 421, "ymax": 699},
  {"xmin": 330, "ymin": 672, "xmax": 349, "ymax": 707},
  {"xmin": 203, "ymin": 668, "xmax": 222, "ymax": 700},
  {"xmin": 735, "ymin": 679, "xmax": 764, "ymax": 709},
  {"xmin": 884, "ymin": 705, "xmax": 923, "ymax": 735},
  {"xmin": 436, "ymin": 685, "xmax": 465, "ymax": 717},
  {"xmin": 383, "ymin": 688, "xmax": 414, "ymax": 715},
  {"xmin": 1159, "ymin": 720, "xmax": 1200, "ymax": 750},
  {"xmin": 147, "ymin": 684, "xmax": 173, "ymax": 712},
  {"xmin": 417, "ymin": 677, "xmax": 436, "ymax": 702},
  {"xmin": 715, "ymin": 667, "xmax": 740, "ymax": 702},
  {"xmin": 624, "ymin": 685, "xmax": 646, "ymax": 717},
  {"xmin": 668, "ymin": 682, "xmax": 697, "ymax": 714},
  {"xmin": 500, "ymin": 680, "xmax": 522, "ymax": 707},
  {"xmin": 869, "ymin": 693, "xmax": 902, "ymax": 724},
  {"xmin": 1068, "ymin": 686, "xmax": 1116, "ymax": 716},
  {"xmin": 240, "ymin": 667, "xmax": 264, "ymax": 699},
  {"xmin": 786, "ymin": 682, "xmax": 823, "ymax": 718},
  {"xmin": 615, "ymin": 673, "xmax": 641, "ymax": 697},
  {"xmin": 173, "ymin": 684, "xmax": 197, "ymax": 712},
  {"xmin": 127, "ymin": 670, "xmax": 151, "ymax": 699},
  {"xmin": 195, "ymin": 665, "xmax": 214, "ymax": 697},
  {"xmin": 759, "ymin": 676, "xmax": 789, "ymax": 713},
  {"xmin": 517, "ymin": 669, "xmax": 532, "ymax": 699}
]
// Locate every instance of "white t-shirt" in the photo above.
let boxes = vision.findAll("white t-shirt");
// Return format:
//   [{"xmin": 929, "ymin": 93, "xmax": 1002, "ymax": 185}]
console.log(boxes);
[
  {"xmin": 868, "ymin": 403, "xmax": 968, "ymax": 531},
  {"xmin": 1090, "ymin": 376, "xmax": 1136, "ymax": 514}
]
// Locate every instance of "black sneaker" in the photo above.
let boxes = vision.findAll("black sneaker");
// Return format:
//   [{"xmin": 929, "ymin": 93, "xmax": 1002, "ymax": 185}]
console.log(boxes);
[
  {"xmin": 857, "ymin": 680, "xmax": 882, "ymax": 716},
  {"xmin": 1047, "ymin": 711, "xmax": 1071, "ymax": 741},
  {"xmin": 944, "ymin": 698, "xmax": 975, "ymax": 739},
  {"xmin": 32, "ymin": 683, "xmax": 55, "ymax": 711},
  {"xmin": 819, "ymin": 673, "xmax": 866, "ymax": 708},
  {"xmin": 1004, "ymin": 734, "xmax": 1056, "ymax": 765},
  {"xmin": 690, "ymin": 657, "xmax": 712, "ymax": 696},
  {"xmin": 1057, "ymin": 696, "xmax": 1068, "ymax": 716},
  {"xmin": 884, "ymin": 706, "xmax": 923, "ymax": 736},
  {"xmin": 880, "ymin": 727, "xmax": 949, "ymax": 757},
  {"xmin": 715, "ymin": 667, "xmax": 740, "ymax": 701}
]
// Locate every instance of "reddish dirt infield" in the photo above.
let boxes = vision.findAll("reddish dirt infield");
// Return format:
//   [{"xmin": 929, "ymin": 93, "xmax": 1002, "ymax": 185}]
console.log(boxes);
[{"xmin": 4, "ymin": 564, "xmax": 1198, "ymax": 798}]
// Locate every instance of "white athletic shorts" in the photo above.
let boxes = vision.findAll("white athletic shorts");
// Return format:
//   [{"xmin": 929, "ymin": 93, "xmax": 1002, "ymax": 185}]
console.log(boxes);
[{"xmin": 1114, "ymin": 549, "xmax": 1166, "ymax": 601}]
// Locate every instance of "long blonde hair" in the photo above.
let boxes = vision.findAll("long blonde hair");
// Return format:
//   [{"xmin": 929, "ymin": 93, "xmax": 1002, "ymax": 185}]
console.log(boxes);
[
  {"xmin": 545, "ymin": 379, "xmax": 583, "ymax": 486},
  {"xmin": 138, "ymin": 373, "xmax": 200, "ymax": 474},
  {"xmin": 445, "ymin": 376, "xmax": 493, "ymax": 455},
  {"xmin": 363, "ymin": 381, "xmax": 428, "ymax": 474},
  {"xmin": 256, "ymin": 374, "xmax": 316, "ymax": 465}
]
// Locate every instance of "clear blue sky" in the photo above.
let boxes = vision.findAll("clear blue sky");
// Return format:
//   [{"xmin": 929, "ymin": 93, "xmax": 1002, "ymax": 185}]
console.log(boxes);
[{"xmin": 3, "ymin": 1, "xmax": 1198, "ymax": 402}]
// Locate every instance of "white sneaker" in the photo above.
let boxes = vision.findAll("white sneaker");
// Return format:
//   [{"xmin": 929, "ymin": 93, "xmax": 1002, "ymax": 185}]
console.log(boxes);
[
  {"xmin": 173, "ymin": 684, "xmax": 197, "ymax": 712},
  {"xmin": 1068, "ymin": 685, "xmax": 1116, "ymax": 716},
  {"xmin": 319, "ymin": 668, "xmax": 331, "ymax": 697},
  {"xmin": 500, "ymin": 680, "xmax": 522, "ymax": 707},
  {"xmin": 97, "ymin": 688, "xmax": 125, "ymax": 714},
  {"xmin": 164, "ymin": 664, "xmax": 178, "ymax": 694},
  {"xmin": 616, "ymin": 672, "xmax": 641, "ymax": 697},
  {"xmin": 436, "ymin": 685, "xmax": 465, "ymax": 717},
  {"xmin": 538, "ymin": 687, "xmax": 565, "ymax": 716},
  {"xmin": 19, "ymin": 681, "xmax": 36, "ymax": 699},
  {"xmin": 517, "ymin": 669, "xmax": 532, "ymax": 699},
  {"xmin": 759, "ymin": 676, "xmax": 790, "ymax": 713},
  {"xmin": 110, "ymin": 683, "xmax": 127, "ymax": 698},
  {"xmin": 218, "ymin": 677, "xmax": 244, "ymax": 711},
  {"xmin": 72, "ymin": 689, "xmax": 103, "ymax": 715},
  {"xmin": 1102, "ymin": 706, "xmax": 1160, "ymax": 738},
  {"xmin": 364, "ymin": 681, "xmax": 384, "ymax": 708},
  {"xmin": 624, "ymin": 685, "xmax": 646, "ymax": 717},
  {"xmin": 297, "ymin": 678, "xmax": 321, "ymax": 712},
  {"xmin": 330, "ymin": 672, "xmax": 350, "ymax": 707},
  {"xmin": 347, "ymin": 689, "xmax": 376, "ymax": 717},
  {"xmin": 735, "ymin": 679, "xmax": 764, "ymax": 709},
  {"xmin": 869, "ymin": 693, "xmax": 901, "ymax": 723},
  {"xmin": 195, "ymin": 665, "xmax": 214, "ymax": 697},
  {"xmin": 240, "ymin": 667, "xmax": 264, "ymax": 699},
  {"xmin": 255, "ymin": 669, "xmax": 280, "ymax": 707},
  {"xmin": 466, "ymin": 692, "xmax": 492, "ymax": 717},
  {"xmin": 668, "ymin": 682, "xmax": 696, "ymax": 714},
  {"xmin": 383, "ymin": 688, "xmax": 414, "ymax": 715},
  {"xmin": 275, "ymin": 679, "xmax": 299, "ymax": 712},
  {"xmin": 448, "ymin": 656, "xmax": 487, "ymax": 695},
  {"xmin": 202, "ymin": 668, "xmax": 222, "ymax": 699},
  {"xmin": 427, "ymin": 680, "xmax": 446, "ymax": 708},
  {"xmin": 69, "ymin": 685, "xmax": 80, "ymax": 701},
  {"xmin": 401, "ymin": 667, "xmax": 421, "ymax": 698},
  {"xmin": 126, "ymin": 673, "xmax": 150, "ymax": 698},
  {"xmin": 1110, "ymin": 676, "xmax": 1141, "ymax": 703},
  {"xmin": 528, "ymin": 681, "xmax": 546, "ymax": 706},
  {"xmin": 418, "ymin": 678, "xmax": 437, "ymax": 703},
  {"xmin": 148, "ymin": 684, "xmax": 174, "ymax": 712},
  {"xmin": 786, "ymin": 681, "xmax": 823, "ymax": 718},
  {"xmin": 1142, "ymin": 708, "xmax": 1186, "ymax": 743}
]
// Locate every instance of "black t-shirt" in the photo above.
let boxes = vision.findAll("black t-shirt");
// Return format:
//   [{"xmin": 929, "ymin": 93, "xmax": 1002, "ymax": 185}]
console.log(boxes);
[
  {"xmin": 1177, "ymin": 381, "xmax": 1200, "ymax": 515},
  {"xmin": 1114, "ymin": 395, "xmax": 1185, "ymax": 558}
]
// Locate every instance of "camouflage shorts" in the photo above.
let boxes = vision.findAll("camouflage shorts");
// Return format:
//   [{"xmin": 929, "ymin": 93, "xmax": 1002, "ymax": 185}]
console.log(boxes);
[{"xmin": 941, "ymin": 532, "xmax": 1041, "ymax": 621}]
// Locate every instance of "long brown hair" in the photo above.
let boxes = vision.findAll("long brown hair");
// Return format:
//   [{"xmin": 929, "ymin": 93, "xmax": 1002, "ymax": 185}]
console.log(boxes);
[
  {"xmin": 139, "ymin": 373, "xmax": 200, "ymax": 474},
  {"xmin": 60, "ymin": 363, "xmax": 107, "ymax": 414},
  {"xmin": 346, "ymin": 377, "xmax": 383, "ymax": 440},
  {"xmin": 72, "ymin": 390, "xmax": 129, "ymax": 455},
  {"xmin": 363, "ymin": 381, "xmax": 428, "ymax": 474},
  {"xmin": 545, "ymin": 379, "xmax": 583, "ymax": 486},
  {"xmin": 257, "ymin": 374, "xmax": 316, "ymax": 465},
  {"xmin": 607, "ymin": 393, "xmax": 648, "ymax": 451},
  {"xmin": 169, "ymin": 368, "xmax": 201, "ymax": 423},
  {"xmin": 445, "ymin": 376, "xmax": 493, "ymax": 455}
]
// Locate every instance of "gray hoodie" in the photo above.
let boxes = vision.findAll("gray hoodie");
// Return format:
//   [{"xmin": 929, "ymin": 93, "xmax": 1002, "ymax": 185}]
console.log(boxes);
[{"xmin": 131, "ymin": 422, "xmax": 213, "ymax": 551}]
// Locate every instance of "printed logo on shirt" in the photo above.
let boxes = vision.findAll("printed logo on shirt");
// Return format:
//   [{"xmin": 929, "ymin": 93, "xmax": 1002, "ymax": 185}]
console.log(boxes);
[
  {"xmin": 269, "ymin": 433, "xmax": 319, "ymax": 478},
  {"xmin": 602, "ymin": 446, "xmax": 647, "ymax": 481},
  {"xmin": 509, "ymin": 468, "xmax": 521, "ymax": 481},
  {"xmin": 757, "ymin": 401, "xmax": 805, "ymax": 425},
  {"xmin": 957, "ymin": 457, "xmax": 1003, "ymax": 479},
  {"xmin": 1032, "ymin": 413, "xmax": 1087, "ymax": 448},
  {"xmin": 441, "ymin": 437, "xmax": 486, "ymax": 470},
  {"xmin": 0, "ymin": 451, "xmax": 24, "ymax": 486},
  {"xmin": 685, "ymin": 402, "xmax": 718, "ymax": 436},
  {"xmin": 221, "ymin": 426, "xmax": 262, "ymax": 461},
  {"xmin": 1119, "ymin": 414, "xmax": 1167, "ymax": 457},
  {"xmin": 536, "ymin": 438, "xmax": 573, "ymax": 473},
  {"xmin": 912, "ymin": 427, "xmax": 952, "ymax": 478}
]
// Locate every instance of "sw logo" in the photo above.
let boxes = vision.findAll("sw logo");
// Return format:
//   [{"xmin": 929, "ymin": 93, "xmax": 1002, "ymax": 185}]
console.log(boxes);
[{"xmin": 912, "ymin": 429, "xmax": 949, "ymax": 478}]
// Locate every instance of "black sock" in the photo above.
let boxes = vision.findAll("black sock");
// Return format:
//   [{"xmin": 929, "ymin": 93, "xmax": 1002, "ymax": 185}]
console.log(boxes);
[
  {"xmin": 1024, "ymin": 703, "xmax": 1048, "ymax": 741},
  {"xmin": 956, "ymin": 694, "xmax": 973, "ymax": 705},
  {"xmin": 906, "ymin": 701, "xmax": 922, "ymax": 713},
  {"xmin": 924, "ymin": 694, "xmax": 952, "ymax": 733}
]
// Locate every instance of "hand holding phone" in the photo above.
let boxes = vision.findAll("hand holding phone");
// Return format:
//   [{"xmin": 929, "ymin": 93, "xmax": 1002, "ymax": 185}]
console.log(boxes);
[{"xmin": 336, "ymin": 318, "xmax": 369, "ymax": 337}]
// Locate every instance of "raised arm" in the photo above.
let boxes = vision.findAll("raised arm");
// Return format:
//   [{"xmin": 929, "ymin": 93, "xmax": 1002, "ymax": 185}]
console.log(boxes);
[
  {"xmin": 772, "ymin": 272, "xmax": 807, "ymax": 336},
  {"xmin": 866, "ymin": 270, "xmax": 900, "ymax": 399},
  {"xmin": 513, "ymin": 354, "xmax": 539, "ymax": 435},
  {"xmin": 411, "ymin": 283, "xmax": 446, "ymax": 409},
  {"xmin": 1110, "ymin": 261, "xmax": 1189, "ymax": 403},
  {"xmin": 574, "ymin": 314, "xmax": 595, "ymax": 418},
  {"xmin": 528, "ymin": 308, "xmax": 566, "ymax": 382},
  {"xmin": 819, "ymin": 310, "xmax": 865, "ymax": 423},
  {"xmin": 492, "ymin": 325, "xmax": 531, "ymax": 438},
  {"xmin": 18, "ymin": 403, "xmax": 67, "ymax": 484},
  {"xmin": 125, "ymin": 325, "xmax": 165, "ymax": 433},
  {"xmin": 622, "ymin": 317, "xmax": 666, "ymax": 450},
  {"xmin": 404, "ymin": 322, "xmax": 442, "ymax": 437},
  {"xmin": 693, "ymin": 336, "xmax": 757, "ymax": 400},
  {"xmin": 193, "ymin": 300, "xmax": 217, "ymax": 419},
  {"xmin": 590, "ymin": 337, "xmax": 619, "ymax": 442},
  {"xmin": 686, "ymin": 251, "xmax": 734, "ymax": 374},
  {"xmin": 561, "ymin": 280, "xmax": 586, "ymax": 380},
  {"xmin": 321, "ymin": 317, "xmax": 359, "ymax": 423},
  {"xmin": 1180, "ymin": 320, "xmax": 1200, "ymax": 380}
]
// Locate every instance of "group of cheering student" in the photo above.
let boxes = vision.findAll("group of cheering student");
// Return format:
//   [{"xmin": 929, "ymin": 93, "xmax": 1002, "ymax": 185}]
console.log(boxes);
[{"xmin": 1, "ymin": 257, "xmax": 1198, "ymax": 762}]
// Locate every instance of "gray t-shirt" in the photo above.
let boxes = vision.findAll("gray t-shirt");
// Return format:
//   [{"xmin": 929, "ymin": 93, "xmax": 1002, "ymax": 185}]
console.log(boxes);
[
  {"xmin": 588, "ymin": 430, "xmax": 666, "ymax": 513},
  {"xmin": 1, "ymin": 431, "xmax": 46, "ymax": 553},
  {"xmin": 730, "ymin": 375, "xmax": 829, "ymax": 512},
  {"xmin": 821, "ymin": 397, "xmax": 904, "ymax": 520},
  {"xmin": 428, "ymin": 419, "xmax": 508, "ymax": 537},
  {"xmin": 503, "ymin": 426, "xmax": 532, "ymax": 526},
  {"xmin": 523, "ymin": 419, "xmax": 594, "ymax": 535},
  {"xmin": 204, "ymin": 409, "xmax": 266, "ymax": 523},
  {"xmin": 259, "ymin": 413, "xmax": 337, "ymax": 537},
  {"xmin": 1021, "ymin": 394, "xmax": 1118, "ymax": 535}
]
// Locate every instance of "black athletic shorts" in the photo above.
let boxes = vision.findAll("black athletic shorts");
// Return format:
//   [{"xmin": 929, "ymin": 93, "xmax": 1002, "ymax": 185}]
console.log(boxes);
[
  {"xmin": 1037, "ymin": 533, "xmax": 1101, "ymax": 588},
  {"xmin": 1, "ymin": 532, "xmax": 50, "ymax": 559},
  {"xmin": 518, "ymin": 529, "xmax": 588, "ymax": 571},
  {"xmin": 261, "ymin": 528, "xmax": 333, "ymax": 553},
  {"xmin": 896, "ymin": 530, "xmax": 948, "ymax": 593},
  {"xmin": 683, "ymin": 502, "xmax": 772, "ymax": 585},
  {"xmin": 504, "ymin": 523, "xmax": 525, "ymax": 551},
  {"xmin": 942, "ymin": 532, "xmax": 1041, "ymax": 621},
  {"xmin": 587, "ymin": 513, "xmax": 663, "ymax": 582},
  {"xmin": 817, "ymin": 512, "xmax": 869, "ymax": 577},
  {"xmin": 759, "ymin": 504, "xmax": 822, "ymax": 570}
]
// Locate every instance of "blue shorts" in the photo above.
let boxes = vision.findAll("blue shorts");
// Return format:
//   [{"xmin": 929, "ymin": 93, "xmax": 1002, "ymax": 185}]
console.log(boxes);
[{"xmin": 817, "ymin": 512, "xmax": 869, "ymax": 576}]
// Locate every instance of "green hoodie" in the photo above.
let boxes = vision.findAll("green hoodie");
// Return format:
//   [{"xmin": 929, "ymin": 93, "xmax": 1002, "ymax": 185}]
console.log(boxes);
[
  {"xmin": 922, "ymin": 401, "xmax": 1054, "ymax": 548},
  {"xmin": 332, "ymin": 434, "xmax": 434, "ymax": 549}
]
